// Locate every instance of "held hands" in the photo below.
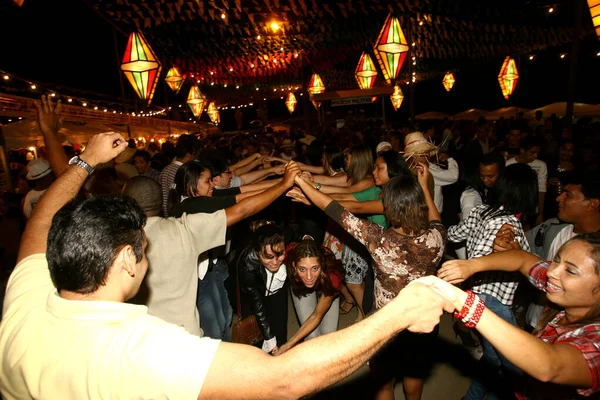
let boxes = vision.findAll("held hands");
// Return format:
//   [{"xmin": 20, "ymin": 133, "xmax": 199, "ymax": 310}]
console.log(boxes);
[
  {"xmin": 270, "ymin": 164, "xmax": 285, "ymax": 176},
  {"xmin": 272, "ymin": 343, "xmax": 290, "ymax": 356},
  {"xmin": 264, "ymin": 156, "xmax": 287, "ymax": 164},
  {"xmin": 437, "ymin": 259, "xmax": 477, "ymax": 284},
  {"xmin": 286, "ymin": 187, "xmax": 311, "ymax": 205},
  {"xmin": 79, "ymin": 132, "xmax": 128, "ymax": 168},
  {"xmin": 34, "ymin": 95, "xmax": 63, "ymax": 136},
  {"xmin": 493, "ymin": 223, "xmax": 520, "ymax": 253},
  {"xmin": 282, "ymin": 161, "xmax": 301, "ymax": 187},
  {"xmin": 407, "ymin": 276, "xmax": 468, "ymax": 313},
  {"xmin": 392, "ymin": 281, "xmax": 455, "ymax": 333}
]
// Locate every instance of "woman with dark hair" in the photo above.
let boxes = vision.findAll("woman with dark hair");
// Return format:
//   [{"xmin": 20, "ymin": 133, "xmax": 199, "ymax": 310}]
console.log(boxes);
[
  {"xmin": 544, "ymin": 139, "xmax": 579, "ymax": 220},
  {"xmin": 436, "ymin": 232, "xmax": 600, "ymax": 399},
  {"xmin": 446, "ymin": 162, "xmax": 539, "ymax": 400},
  {"xmin": 237, "ymin": 223, "xmax": 289, "ymax": 354},
  {"xmin": 271, "ymin": 239, "xmax": 343, "ymax": 356},
  {"xmin": 294, "ymin": 163, "xmax": 446, "ymax": 400}
]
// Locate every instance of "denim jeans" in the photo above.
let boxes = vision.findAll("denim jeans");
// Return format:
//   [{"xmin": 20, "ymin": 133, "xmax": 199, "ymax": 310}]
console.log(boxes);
[
  {"xmin": 197, "ymin": 259, "xmax": 233, "ymax": 341},
  {"xmin": 465, "ymin": 293, "xmax": 522, "ymax": 400}
]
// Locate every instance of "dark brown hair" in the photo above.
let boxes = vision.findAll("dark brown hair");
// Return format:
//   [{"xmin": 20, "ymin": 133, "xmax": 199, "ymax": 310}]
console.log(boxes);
[
  {"xmin": 533, "ymin": 233, "xmax": 600, "ymax": 335},
  {"xmin": 287, "ymin": 240, "xmax": 343, "ymax": 297},
  {"xmin": 383, "ymin": 175, "xmax": 429, "ymax": 234}
]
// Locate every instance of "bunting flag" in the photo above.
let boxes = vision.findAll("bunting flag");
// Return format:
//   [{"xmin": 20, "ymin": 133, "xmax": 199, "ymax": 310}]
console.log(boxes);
[
  {"xmin": 589, "ymin": 0, "xmax": 600, "ymax": 39},
  {"xmin": 373, "ymin": 14, "xmax": 409, "ymax": 85},
  {"xmin": 355, "ymin": 53, "xmax": 378, "ymax": 89},
  {"xmin": 442, "ymin": 72, "xmax": 455, "ymax": 92},
  {"xmin": 187, "ymin": 85, "xmax": 206, "ymax": 117},
  {"xmin": 285, "ymin": 92, "xmax": 297, "ymax": 114},
  {"xmin": 497, "ymin": 57, "xmax": 519, "ymax": 100},
  {"xmin": 120, "ymin": 32, "xmax": 162, "ymax": 105},
  {"xmin": 165, "ymin": 66, "xmax": 185, "ymax": 94},
  {"xmin": 207, "ymin": 101, "xmax": 220, "ymax": 124},
  {"xmin": 390, "ymin": 85, "xmax": 404, "ymax": 111}
]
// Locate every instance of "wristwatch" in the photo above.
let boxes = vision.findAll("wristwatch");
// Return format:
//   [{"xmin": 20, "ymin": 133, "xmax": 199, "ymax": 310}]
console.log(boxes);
[
  {"xmin": 315, "ymin": 183, "xmax": 322, "ymax": 191},
  {"xmin": 68, "ymin": 155, "xmax": 95, "ymax": 175}
]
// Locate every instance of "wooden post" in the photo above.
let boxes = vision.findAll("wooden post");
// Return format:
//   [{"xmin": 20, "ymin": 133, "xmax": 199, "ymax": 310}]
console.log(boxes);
[
  {"xmin": 566, "ymin": 0, "xmax": 584, "ymax": 125},
  {"xmin": 0, "ymin": 125, "xmax": 14, "ymax": 192}
]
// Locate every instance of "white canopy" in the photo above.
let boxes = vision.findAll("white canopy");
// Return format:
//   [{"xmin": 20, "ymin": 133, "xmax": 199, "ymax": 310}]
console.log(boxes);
[
  {"xmin": 486, "ymin": 107, "xmax": 531, "ymax": 120},
  {"xmin": 415, "ymin": 111, "xmax": 451, "ymax": 120},
  {"xmin": 453, "ymin": 109, "xmax": 490, "ymax": 121},
  {"xmin": 524, "ymin": 102, "xmax": 600, "ymax": 118}
]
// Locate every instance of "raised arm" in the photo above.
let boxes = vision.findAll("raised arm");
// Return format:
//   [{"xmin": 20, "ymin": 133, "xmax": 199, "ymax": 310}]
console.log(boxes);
[
  {"xmin": 264, "ymin": 156, "xmax": 326, "ymax": 175},
  {"xmin": 35, "ymin": 95, "xmax": 69, "ymax": 177},
  {"xmin": 339, "ymin": 200, "xmax": 384, "ymax": 215},
  {"xmin": 418, "ymin": 276, "xmax": 594, "ymax": 390},
  {"xmin": 18, "ymin": 129, "xmax": 127, "ymax": 262},
  {"xmin": 312, "ymin": 173, "xmax": 349, "ymax": 187},
  {"xmin": 230, "ymin": 153, "xmax": 261, "ymax": 172},
  {"xmin": 416, "ymin": 162, "xmax": 441, "ymax": 221},
  {"xmin": 319, "ymin": 176, "xmax": 375, "ymax": 194},
  {"xmin": 226, "ymin": 163, "xmax": 299, "ymax": 227},
  {"xmin": 239, "ymin": 178, "xmax": 282, "ymax": 193},
  {"xmin": 239, "ymin": 164, "xmax": 284, "ymax": 185},
  {"xmin": 437, "ymin": 249, "xmax": 542, "ymax": 285},
  {"xmin": 273, "ymin": 294, "xmax": 335, "ymax": 356}
]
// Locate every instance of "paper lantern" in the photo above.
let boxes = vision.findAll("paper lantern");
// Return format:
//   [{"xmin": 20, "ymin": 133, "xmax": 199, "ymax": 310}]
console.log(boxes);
[
  {"xmin": 498, "ymin": 57, "xmax": 519, "ymax": 100},
  {"xmin": 442, "ymin": 72, "xmax": 455, "ymax": 92},
  {"xmin": 120, "ymin": 32, "xmax": 162, "ymax": 105},
  {"xmin": 207, "ymin": 101, "xmax": 220, "ymax": 124},
  {"xmin": 308, "ymin": 74, "xmax": 325, "ymax": 95},
  {"xmin": 373, "ymin": 14, "xmax": 409, "ymax": 85},
  {"xmin": 355, "ymin": 53, "xmax": 378, "ymax": 89},
  {"xmin": 589, "ymin": 0, "xmax": 600, "ymax": 39},
  {"xmin": 165, "ymin": 67, "xmax": 185, "ymax": 94},
  {"xmin": 390, "ymin": 85, "xmax": 404, "ymax": 111},
  {"xmin": 187, "ymin": 85, "xmax": 206, "ymax": 118},
  {"xmin": 285, "ymin": 93, "xmax": 297, "ymax": 114}
]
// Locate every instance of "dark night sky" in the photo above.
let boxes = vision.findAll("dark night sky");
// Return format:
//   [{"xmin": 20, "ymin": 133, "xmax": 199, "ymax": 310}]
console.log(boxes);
[{"xmin": 1, "ymin": 0, "xmax": 600, "ymax": 129}]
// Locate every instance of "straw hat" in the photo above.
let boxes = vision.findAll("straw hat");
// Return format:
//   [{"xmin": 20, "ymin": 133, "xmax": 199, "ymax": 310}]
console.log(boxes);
[
  {"xmin": 26, "ymin": 158, "xmax": 52, "ymax": 180},
  {"xmin": 402, "ymin": 132, "xmax": 439, "ymax": 158},
  {"xmin": 114, "ymin": 146, "xmax": 136, "ymax": 164},
  {"xmin": 281, "ymin": 139, "xmax": 294, "ymax": 148},
  {"xmin": 298, "ymin": 135, "xmax": 316, "ymax": 146}
]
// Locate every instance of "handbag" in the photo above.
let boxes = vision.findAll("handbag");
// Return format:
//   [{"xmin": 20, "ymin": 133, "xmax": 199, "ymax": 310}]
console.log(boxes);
[{"xmin": 231, "ymin": 266, "xmax": 264, "ymax": 345}]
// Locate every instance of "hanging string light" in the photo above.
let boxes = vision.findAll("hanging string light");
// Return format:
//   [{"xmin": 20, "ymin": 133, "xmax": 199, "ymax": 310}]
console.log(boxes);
[
  {"xmin": 355, "ymin": 53, "xmax": 378, "ymax": 89},
  {"xmin": 442, "ymin": 72, "xmax": 456, "ymax": 92},
  {"xmin": 120, "ymin": 32, "xmax": 162, "ymax": 105},
  {"xmin": 373, "ymin": 14, "xmax": 409, "ymax": 85},
  {"xmin": 498, "ymin": 56, "xmax": 519, "ymax": 100}
]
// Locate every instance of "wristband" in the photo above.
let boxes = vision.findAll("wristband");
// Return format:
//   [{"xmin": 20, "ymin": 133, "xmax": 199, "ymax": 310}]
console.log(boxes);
[
  {"xmin": 464, "ymin": 298, "xmax": 486, "ymax": 328},
  {"xmin": 454, "ymin": 290, "xmax": 475, "ymax": 320}
]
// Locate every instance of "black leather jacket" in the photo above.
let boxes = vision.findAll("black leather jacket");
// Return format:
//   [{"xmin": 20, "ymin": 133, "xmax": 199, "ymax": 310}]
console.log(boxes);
[{"xmin": 237, "ymin": 245, "xmax": 278, "ymax": 341}]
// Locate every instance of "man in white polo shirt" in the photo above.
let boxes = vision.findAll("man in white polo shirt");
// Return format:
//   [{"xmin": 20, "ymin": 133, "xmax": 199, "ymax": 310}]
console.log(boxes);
[{"xmin": 0, "ymin": 96, "xmax": 453, "ymax": 400}]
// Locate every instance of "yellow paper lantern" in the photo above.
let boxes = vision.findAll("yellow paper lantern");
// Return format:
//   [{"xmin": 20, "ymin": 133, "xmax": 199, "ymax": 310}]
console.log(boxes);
[
  {"xmin": 120, "ymin": 32, "xmax": 162, "ymax": 105},
  {"xmin": 498, "ymin": 57, "xmax": 519, "ymax": 100},
  {"xmin": 187, "ymin": 86, "xmax": 206, "ymax": 118},
  {"xmin": 285, "ymin": 92, "xmax": 297, "ymax": 114},
  {"xmin": 589, "ymin": 0, "xmax": 600, "ymax": 39},
  {"xmin": 355, "ymin": 53, "xmax": 378, "ymax": 89},
  {"xmin": 442, "ymin": 72, "xmax": 455, "ymax": 92},
  {"xmin": 207, "ymin": 102, "xmax": 220, "ymax": 124},
  {"xmin": 165, "ymin": 67, "xmax": 185, "ymax": 95},
  {"xmin": 390, "ymin": 85, "xmax": 404, "ymax": 111}
]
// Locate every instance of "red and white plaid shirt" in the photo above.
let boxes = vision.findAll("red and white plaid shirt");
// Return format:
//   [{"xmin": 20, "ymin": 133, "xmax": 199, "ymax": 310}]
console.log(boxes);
[{"xmin": 516, "ymin": 261, "xmax": 600, "ymax": 399}]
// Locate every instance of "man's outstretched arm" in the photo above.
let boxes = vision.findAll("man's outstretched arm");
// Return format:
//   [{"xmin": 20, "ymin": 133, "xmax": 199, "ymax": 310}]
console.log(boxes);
[{"xmin": 18, "ymin": 130, "xmax": 127, "ymax": 263}]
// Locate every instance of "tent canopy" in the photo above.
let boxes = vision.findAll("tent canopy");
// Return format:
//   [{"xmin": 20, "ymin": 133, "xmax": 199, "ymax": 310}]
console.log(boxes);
[
  {"xmin": 485, "ymin": 107, "xmax": 531, "ymax": 120},
  {"xmin": 524, "ymin": 102, "xmax": 600, "ymax": 118},
  {"xmin": 453, "ymin": 109, "xmax": 490, "ymax": 121},
  {"xmin": 415, "ymin": 111, "xmax": 450, "ymax": 120}
]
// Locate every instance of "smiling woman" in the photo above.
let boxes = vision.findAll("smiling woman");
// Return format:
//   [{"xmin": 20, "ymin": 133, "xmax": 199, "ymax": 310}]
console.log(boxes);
[{"xmin": 437, "ymin": 233, "xmax": 600, "ymax": 399}]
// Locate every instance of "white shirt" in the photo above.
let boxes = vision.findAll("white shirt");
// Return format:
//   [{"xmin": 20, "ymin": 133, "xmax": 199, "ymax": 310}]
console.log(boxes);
[
  {"xmin": 460, "ymin": 188, "xmax": 483, "ymax": 221},
  {"xmin": 264, "ymin": 265, "xmax": 287, "ymax": 296},
  {"xmin": 22, "ymin": 189, "xmax": 46, "ymax": 219},
  {"xmin": 429, "ymin": 158, "xmax": 459, "ymax": 213},
  {"xmin": 506, "ymin": 158, "xmax": 548, "ymax": 192},
  {"xmin": 0, "ymin": 254, "xmax": 220, "ymax": 399}
]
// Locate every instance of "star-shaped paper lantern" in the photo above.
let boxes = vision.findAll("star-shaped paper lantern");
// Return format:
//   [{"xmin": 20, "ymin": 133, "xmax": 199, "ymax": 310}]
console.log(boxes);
[
  {"xmin": 207, "ymin": 101, "xmax": 220, "ymax": 124},
  {"xmin": 187, "ymin": 85, "xmax": 206, "ymax": 118},
  {"xmin": 498, "ymin": 57, "xmax": 519, "ymax": 100},
  {"xmin": 442, "ymin": 73, "xmax": 456, "ymax": 92},
  {"xmin": 120, "ymin": 32, "xmax": 162, "ymax": 105},
  {"xmin": 165, "ymin": 67, "xmax": 185, "ymax": 95},
  {"xmin": 589, "ymin": 0, "xmax": 600, "ymax": 40},
  {"xmin": 373, "ymin": 14, "xmax": 409, "ymax": 85},
  {"xmin": 308, "ymin": 74, "xmax": 325, "ymax": 96},
  {"xmin": 355, "ymin": 53, "xmax": 378, "ymax": 89},
  {"xmin": 390, "ymin": 85, "xmax": 404, "ymax": 111},
  {"xmin": 285, "ymin": 93, "xmax": 297, "ymax": 114}
]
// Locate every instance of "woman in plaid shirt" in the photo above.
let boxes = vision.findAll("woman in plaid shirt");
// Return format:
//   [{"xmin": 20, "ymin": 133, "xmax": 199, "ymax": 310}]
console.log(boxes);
[{"xmin": 436, "ymin": 232, "xmax": 600, "ymax": 399}]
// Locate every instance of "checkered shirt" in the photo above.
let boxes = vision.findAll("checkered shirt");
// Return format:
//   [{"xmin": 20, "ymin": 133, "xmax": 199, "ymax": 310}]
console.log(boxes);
[
  {"xmin": 524, "ymin": 261, "xmax": 600, "ymax": 397},
  {"xmin": 448, "ymin": 205, "xmax": 530, "ymax": 305},
  {"xmin": 159, "ymin": 161, "xmax": 182, "ymax": 217}
]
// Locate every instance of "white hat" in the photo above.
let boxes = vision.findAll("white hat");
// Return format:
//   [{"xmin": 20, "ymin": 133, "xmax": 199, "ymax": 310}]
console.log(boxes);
[
  {"xmin": 26, "ymin": 158, "xmax": 52, "ymax": 180},
  {"xmin": 298, "ymin": 135, "xmax": 316, "ymax": 146},
  {"xmin": 375, "ymin": 141, "xmax": 393, "ymax": 154}
]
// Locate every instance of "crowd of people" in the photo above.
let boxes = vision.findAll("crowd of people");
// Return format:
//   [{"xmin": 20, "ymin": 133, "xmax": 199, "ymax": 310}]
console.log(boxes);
[{"xmin": 1, "ymin": 96, "xmax": 600, "ymax": 400}]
